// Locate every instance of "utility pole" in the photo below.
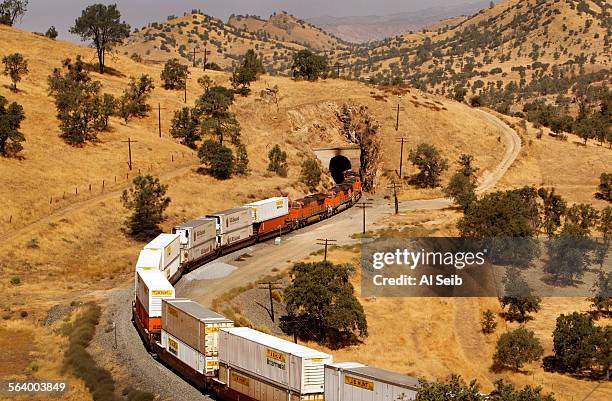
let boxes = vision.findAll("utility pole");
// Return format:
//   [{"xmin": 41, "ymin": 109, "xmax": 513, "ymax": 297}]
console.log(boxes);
[
  {"xmin": 395, "ymin": 137, "xmax": 408, "ymax": 178},
  {"xmin": 334, "ymin": 62, "xmax": 345, "ymax": 79},
  {"xmin": 191, "ymin": 47, "xmax": 203, "ymax": 68},
  {"xmin": 202, "ymin": 45, "xmax": 208, "ymax": 70},
  {"xmin": 121, "ymin": 138, "xmax": 138, "ymax": 171},
  {"xmin": 157, "ymin": 103, "xmax": 167, "ymax": 138},
  {"xmin": 387, "ymin": 183, "xmax": 401, "ymax": 214},
  {"xmin": 316, "ymin": 238, "xmax": 337, "ymax": 261},
  {"xmin": 183, "ymin": 77, "xmax": 187, "ymax": 104},
  {"xmin": 355, "ymin": 201, "xmax": 373, "ymax": 235},
  {"xmin": 393, "ymin": 103, "xmax": 405, "ymax": 131},
  {"xmin": 257, "ymin": 281, "xmax": 282, "ymax": 323}
]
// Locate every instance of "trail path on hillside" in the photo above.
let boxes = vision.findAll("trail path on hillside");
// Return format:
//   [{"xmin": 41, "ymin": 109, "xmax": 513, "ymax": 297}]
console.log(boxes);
[
  {"xmin": 100, "ymin": 109, "xmax": 521, "ymax": 400},
  {"xmin": 0, "ymin": 161, "xmax": 198, "ymax": 243}
]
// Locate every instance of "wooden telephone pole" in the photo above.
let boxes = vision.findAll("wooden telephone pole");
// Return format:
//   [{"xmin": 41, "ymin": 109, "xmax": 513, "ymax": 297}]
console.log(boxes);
[
  {"xmin": 316, "ymin": 238, "xmax": 337, "ymax": 261},
  {"xmin": 393, "ymin": 103, "xmax": 405, "ymax": 131},
  {"xmin": 355, "ymin": 201, "xmax": 373, "ymax": 234},
  {"xmin": 157, "ymin": 103, "xmax": 167, "ymax": 138},
  {"xmin": 121, "ymin": 138, "xmax": 138, "ymax": 171},
  {"xmin": 395, "ymin": 137, "xmax": 408, "ymax": 178},
  {"xmin": 257, "ymin": 281, "xmax": 283, "ymax": 323},
  {"xmin": 202, "ymin": 46, "xmax": 208, "ymax": 70},
  {"xmin": 334, "ymin": 62, "xmax": 345, "ymax": 79},
  {"xmin": 191, "ymin": 47, "xmax": 203, "ymax": 68},
  {"xmin": 387, "ymin": 183, "xmax": 401, "ymax": 214}
]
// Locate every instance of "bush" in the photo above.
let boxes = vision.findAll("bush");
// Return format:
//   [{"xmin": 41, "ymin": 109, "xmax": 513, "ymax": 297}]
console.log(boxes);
[
  {"xmin": 300, "ymin": 159, "xmax": 321, "ymax": 190},
  {"xmin": 121, "ymin": 175, "xmax": 171, "ymax": 240},
  {"xmin": 118, "ymin": 74, "xmax": 154, "ymax": 123},
  {"xmin": 10, "ymin": 276, "xmax": 20, "ymax": 285},
  {"xmin": 408, "ymin": 143, "xmax": 449, "ymax": 188},
  {"xmin": 596, "ymin": 172, "xmax": 612, "ymax": 202},
  {"xmin": 268, "ymin": 144, "xmax": 288, "ymax": 177},
  {"xmin": 0, "ymin": 95, "xmax": 25, "ymax": 157}
]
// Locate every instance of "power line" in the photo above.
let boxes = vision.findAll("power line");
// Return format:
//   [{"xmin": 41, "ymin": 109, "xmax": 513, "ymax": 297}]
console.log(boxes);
[
  {"xmin": 190, "ymin": 47, "xmax": 203, "ymax": 68},
  {"xmin": 395, "ymin": 137, "xmax": 408, "ymax": 178},
  {"xmin": 157, "ymin": 103, "xmax": 167, "ymax": 138},
  {"xmin": 257, "ymin": 281, "xmax": 283, "ymax": 323},
  {"xmin": 393, "ymin": 103, "xmax": 405, "ymax": 131},
  {"xmin": 387, "ymin": 183, "xmax": 402, "ymax": 214},
  {"xmin": 316, "ymin": 238, "xmax": 337, "ymax": 261},
  {"xmin": 355, "ymin": 201, "xmax": 373, "ymax": 234},
  {"xmin": 120, "ymin": 138, "xmax": 138, "ymax": 171}
]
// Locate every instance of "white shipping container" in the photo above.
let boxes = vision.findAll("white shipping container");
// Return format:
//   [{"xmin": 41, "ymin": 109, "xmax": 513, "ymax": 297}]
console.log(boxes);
[
  {"xmin": 245, "ymin": 197, "xmax": 289, "ymax": 223},
  {"xmin": 162, "ymin": 254, "xmax": 180, "ymax": 282},
  {"xmin": 161, "ymin": 330, "xmax": 214, "ymax": 374},
  {"xmin": 207, "ymin": 207, "xmax": 252, "ymax": 234},
  {"xmin": 135, "ymin": 249, "xmax": 162, "ymax": 270},
  {"xmin": 219, "ymin": 327, "xmax": 332, "ymax": 395},
  {"xmin": 135, "ymin": 269, "xmax": 175, "ymax": 316},
  {"xmin": 217, "ymin": 225, "xmax": 253, "ymax": 247},
  {"xmin": 173, "ymin": 218, "xmax": 216, "ymax": 249},
  {"xmin": 324, "ymin": 362, "xmax": 418, "ymax": 401},
  {"xmin": 144, "ymin": 233, "xmax": 180, "ymax": 269},
  {"xmin": 179, "ymin": 238, "xmax": 216, "ymax": 264}
]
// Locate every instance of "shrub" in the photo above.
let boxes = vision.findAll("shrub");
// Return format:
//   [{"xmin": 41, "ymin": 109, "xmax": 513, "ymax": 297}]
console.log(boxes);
[
  {"xmin": 161, "ymin": 58, "xmax": 188, "ymax": 89},
  {"xmin": 408, "ymin": 143, "xmax": 449, "ymax": 188},
  {"xmin": 268, "ymin": 144, "xmax": 288, "ymax": 177},
  {"xmin": 198, "ymin": 139, "xmax": 234, "ymax": 179},
  {"xmin": 300, "ymin": 159, "xmax": 321, "ymax": 190},
  {"xmin": 121, "ymin": 175, "xmax": 171, "ymax": 240},
  {"xmin": 494, "ymin": 326, "xmax": 543, "ymax": 370}
]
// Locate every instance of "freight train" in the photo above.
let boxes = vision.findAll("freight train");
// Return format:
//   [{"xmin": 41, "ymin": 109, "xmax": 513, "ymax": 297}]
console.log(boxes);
[{"xmin": 131, "ymin": 170, "xmax": 420, "ymax": 400}]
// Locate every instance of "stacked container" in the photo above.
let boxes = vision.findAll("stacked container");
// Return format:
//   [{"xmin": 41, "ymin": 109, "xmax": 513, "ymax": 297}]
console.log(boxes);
[
  {"xmin": 245, "ymin": 197, "xmax": 290, "ymax": 236},
  {"xmin": 324, "ymin": 362, "xmax": 419, "ymax": 401},
  {"xmin": 161, "ymin": 299, "xmax": 234, "ymax": 376},
  {"xmin": 134, "ymin": 269, "xmax": 175, "ymax": 334},
  {"xmin": 141, "ymin": 233, "xmax": 181, "ymax": 281},
  {"xmin": 207, "ymin": 207, "xmax": 253, "ymax": 247},
  {"xmin": 173, "ymin": 218, "xmax": 217, "ymax": 264},
  {"xmin": 218, "ymin": 327, "xmax": 332, "ymax": 400}
]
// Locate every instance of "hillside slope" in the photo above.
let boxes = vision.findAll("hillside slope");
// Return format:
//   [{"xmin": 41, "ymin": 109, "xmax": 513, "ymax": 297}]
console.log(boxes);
[{"xmin": 336, "ymin": 0, "xmax": 611, "ymax": 113}]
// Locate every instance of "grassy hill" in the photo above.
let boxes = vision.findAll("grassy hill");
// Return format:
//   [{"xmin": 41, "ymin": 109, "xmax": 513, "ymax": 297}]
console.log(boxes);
[{"xmin": 334, "ymin": 0, "xmax": 611, "ymax": 114}]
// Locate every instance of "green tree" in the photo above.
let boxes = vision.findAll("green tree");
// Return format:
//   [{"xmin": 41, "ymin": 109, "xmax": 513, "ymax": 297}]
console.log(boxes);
[
  {"xmin": 47, "ymin": 56, "xmax": 105, "ymax": 145},
  {"xmin": 553, "ymin": 312, "xmax": 600, "ymax": 373},
  {"xmin": 170, "ymin": 107, "xmax": 200, "ymax": 149},
  {"xmin": 70, "ymin": 3, "xmax": 130, "ymax": 74},
  {"xmin": 494, "ymin": 326, "xmax": 543, "ymax": 370},
  {"xmin": 453, "ymin": 86, "xmax": 467, "ymax": 102},
  {"xmin": 0, "ymin": 0, "xmax": 28, "ymax": 26},
  {"xmin": 45, "ymin": 25, "xmax": 58, "ymax": 39},
  {"xmin": 231, "ymin": 49, "xmax": 264, "ymax": 95},
  {"xmin": 499, "ymin": 268, "xmax": 541, "ymax": 322},
  {"xmin": 118, "ymin": 74, "xmax": 154, "ymax": 123},
  {"xmin": 408, "ymin": 143, "xmax": 449, "ymax": 188},
  {"xmin": 195, "ymin": 86, "xmax": 240, "ymax": 145},
  {"xmin": 0, "ymin": 95, "xmax": 25, "ymax": 157},
  {"xmin": 98, "ymin": 93, "xmax": 116, "ymax": 130},
  {"xmin": 489, "ymin": 379, "xmax": 555, "ymax": 401},
  {"xmin": 443, "ymin": 154, "xmax": 478, "ymax": 211},
  {"xmin": 120, "ymin": 175, "xmax": 170, "ymax": 240},
  {"xmin": 291, "ymin": 49, "xmax": 328, "ymax": 81},
  {"xmin": 197, "ymin": 75, "xmax": 213, "ymax": 92},
  {"xmin": 301, "ymin": 159, "xmax": 322, "ymax": 190},
  {"xmin": 415, "ymin": 375, "xmax": 483, "ymax": 401},
  {"xmin": 161, "ymin": 58, "xmax": 189, "ymax": 90},
  {"xmin": 234, "ymin": 142, "xmax": 250, "ymax": 176},
  {"xmin": 268, "ymin": 144, "xmax": 288, "ymax": 177},
  {"xmin": 281, "ymin": 261, "xmax": 367, "ymax": 348},
  {"xmin": 596, "ymin": 172, "xmax": 612, "ymax": 202},
  {"xmin": 590, "ymin": 271, "xmax": 612, "ymax": 316},
  {"xmin": 481, "ymin": 309, "xmax": 497, "ymax": 334},
  {"xmin": 198, "ymin": 139, "xmax": 234, "ymax": 179},
  {"xmin": 537, "ymin": 187, "xmax": 566, "ymax": 237},
  {"xmin": 2, "ymin": 53, "xmax": 28, "ymax": 91}
]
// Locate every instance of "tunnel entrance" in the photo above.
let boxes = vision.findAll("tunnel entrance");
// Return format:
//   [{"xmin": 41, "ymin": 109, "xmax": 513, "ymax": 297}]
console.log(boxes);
[{"xmin": 329, "ymin": 155, "xmax": 352, "ymax": 184}]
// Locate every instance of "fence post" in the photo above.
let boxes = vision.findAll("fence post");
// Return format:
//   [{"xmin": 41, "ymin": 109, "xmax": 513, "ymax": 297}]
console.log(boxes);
[
  {"xmin": 50, "ymin": 196, "xmax": 52, "ymax": 204},
  {"xmin": 9, "ymin": 215, "xmax": 12, "ymax": 223},
  {"xmin": 102, "ymin": 180, "xmax": 105, "ymax": 190},
  {"xmin": 75, "ymin": 187, "xmax": 78, "ymax": 195},
  {"xmin": 89, "ymin": 183, "xmax": 91, "ymax": 192}
]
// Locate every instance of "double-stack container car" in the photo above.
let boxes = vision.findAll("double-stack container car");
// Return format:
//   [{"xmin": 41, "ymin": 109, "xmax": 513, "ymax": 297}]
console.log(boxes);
[
  {"xmin": 207, "ymin": 207, "xmax": 255, "ymax": 250},
  {"xmin": 246, "ymin": 197, "xmax": 290, "ymax": 238},
  {"xmin": 133, "ymin": 269, "xmax": 175, "ymax": 342},
  {"xmin": 173, "ymin": 218, "xmax": 217, "ymax": 267},
  {"xmin": 140, "ymin": 233, "xmax": 181, "ymax": 282},
  {"xmin": 324, "ymin": 362, "xmax": 419, "ymax": 401},
  {"xmin": 160, "ymin": 299, "xmax": 234, "ymax": 379},
  {"xmin": 217, "ymin": 327, "xmax": 332, "ymax": 401}
]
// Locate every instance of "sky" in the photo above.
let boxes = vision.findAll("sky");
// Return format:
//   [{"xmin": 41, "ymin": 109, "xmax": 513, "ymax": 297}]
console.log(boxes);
[{"xmin": 15, "ymin": 0, "xmax": 478, "ymax": 42}]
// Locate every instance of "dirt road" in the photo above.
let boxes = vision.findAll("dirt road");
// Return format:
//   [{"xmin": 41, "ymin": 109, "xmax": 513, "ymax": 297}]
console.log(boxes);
[{"xmin": 104, "ymin": 109, "xmax": 521, "ymax": 400}]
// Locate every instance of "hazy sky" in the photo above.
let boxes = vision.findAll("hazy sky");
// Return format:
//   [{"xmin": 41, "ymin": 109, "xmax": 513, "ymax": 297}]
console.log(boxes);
[{"xmin": 15, "ymin": 0, "xmax": 478, "ymax": 41}]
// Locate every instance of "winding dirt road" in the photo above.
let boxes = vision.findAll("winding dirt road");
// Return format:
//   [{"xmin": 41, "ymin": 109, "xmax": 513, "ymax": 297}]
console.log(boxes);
[{"xmin": 103, "ymin": 109, "xmax": 521, "ymax": 400}]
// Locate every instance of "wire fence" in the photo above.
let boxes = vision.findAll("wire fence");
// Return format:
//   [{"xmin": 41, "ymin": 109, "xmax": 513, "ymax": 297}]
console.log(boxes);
[{"xmin": 1, "ymin": 150, "xmax": 198, "ymax": 230}]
